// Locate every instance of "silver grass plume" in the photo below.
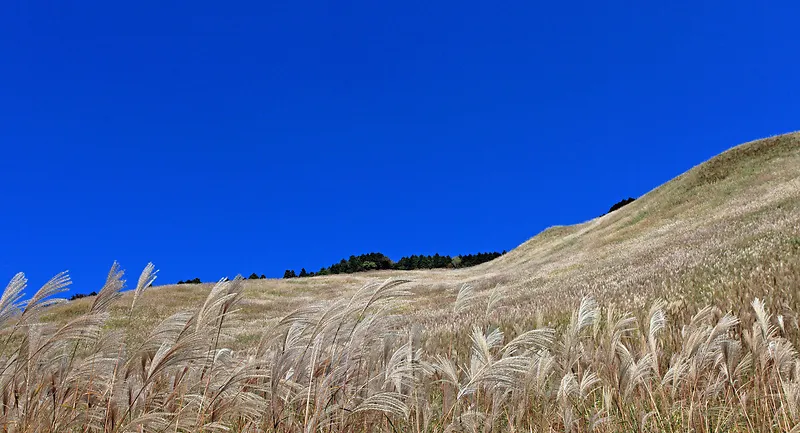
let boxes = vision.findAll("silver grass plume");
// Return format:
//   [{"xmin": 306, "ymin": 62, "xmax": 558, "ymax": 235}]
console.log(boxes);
[
  {"xmin": 502, "ymin": 327, "xmax": 556, "ymax": 357},
  {"xmin": 454, "ymin": 283, "xmax": 477, "ymax": 315},
  {"xmin": 90, "ymin": 261, "xmax": 125, "ymax": 314},
  {"xmin": 0, "ymin": 273, "xmax": 27, "ymax": 328},
  {"xmin": 752, "ymin": 298, "xmax": 777, "ymax": 341},
  {"xmin": 557, "ymin": 372, "xmax": 578, "ymax": 403},
  {"xmin": 20, "ymin": 271, "xmax": 70, "ymax": 322},
  {"xmin": 485, "ymin": 284, "xmax": 504, "ymax": 318},
  {"xmin": 130, "ymin": 262, "xmax": 157, "ymax": 314},
  {"xmin": 575, "ymin": 296, "xmax": 600, "ymax": 335},
  {"xmin": 352, "ymin": 391, "xmax": 410, "ymax": 419},
  {"xmin": 647, "ymin": 299, "xmax": 666, "ymax": 375}
]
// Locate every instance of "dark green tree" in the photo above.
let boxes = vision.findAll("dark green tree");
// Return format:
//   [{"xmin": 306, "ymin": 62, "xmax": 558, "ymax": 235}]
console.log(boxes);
[
  {"xmin": 289, "ymin": 250, "xmax": 504, "ymax": 276},
  {"xmin": 605, "ymin": 197, "xmax": 636, "ymax": 215}
]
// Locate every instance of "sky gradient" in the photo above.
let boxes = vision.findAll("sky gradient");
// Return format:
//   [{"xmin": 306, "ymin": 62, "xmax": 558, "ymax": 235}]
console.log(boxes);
[{"xmin": 2, "ymin": 1, "xmax": 799, "ymax": 294}]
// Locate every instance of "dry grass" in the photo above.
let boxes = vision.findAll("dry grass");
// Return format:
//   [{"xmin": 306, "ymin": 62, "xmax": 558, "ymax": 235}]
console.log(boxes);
[{"xmin": 4, "ymin": 131, "xmax": 800, "ymax": 431}]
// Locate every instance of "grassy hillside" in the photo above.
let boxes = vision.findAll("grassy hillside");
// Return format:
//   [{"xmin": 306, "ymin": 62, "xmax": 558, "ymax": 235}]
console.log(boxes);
[
  {"xmin": 6, "ymin": 131, "xmax": 800, "ymax": 431},
  {"xmin": 46, "ymin": 132, "xmax": 800, "ymax": 344}
]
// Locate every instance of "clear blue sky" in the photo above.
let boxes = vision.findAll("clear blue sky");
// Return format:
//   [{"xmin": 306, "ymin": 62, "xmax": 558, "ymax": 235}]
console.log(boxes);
[{"xmin": 1, "ymin": 1, "xmax": 798, "ymax": 294}]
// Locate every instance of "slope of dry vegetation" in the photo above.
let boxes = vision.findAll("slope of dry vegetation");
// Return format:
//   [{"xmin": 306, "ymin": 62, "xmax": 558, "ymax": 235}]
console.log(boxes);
[{"xmin": 4, "ymin": 132, "xmax": 800, "ymax": 431}]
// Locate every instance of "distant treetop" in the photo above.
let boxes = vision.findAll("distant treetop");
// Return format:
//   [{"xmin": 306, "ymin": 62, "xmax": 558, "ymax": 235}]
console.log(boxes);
[
  {"xmin": 604, "ymin": 197, "xmax": 636, "ymax": 216},
  {"xmin": 177, "ymin": 278, "xmax": 202, "ymax": 285},
  {"xmin": 282, "ymin": 250, "xmax": 505, "ymax": 279},
  {"xmin": 68, "ymin": 291, "xmax": 97, "ymax": 301}
]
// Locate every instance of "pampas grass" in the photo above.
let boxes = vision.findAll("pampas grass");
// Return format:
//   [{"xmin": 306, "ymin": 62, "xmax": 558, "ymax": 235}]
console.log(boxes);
[
  {"xmin": 0, "ymin": 132, "xmax": 797, "ymax": 431},
  {"xmin": 3, "ymin": 261, "xmax": 800, "ymax": 432}
]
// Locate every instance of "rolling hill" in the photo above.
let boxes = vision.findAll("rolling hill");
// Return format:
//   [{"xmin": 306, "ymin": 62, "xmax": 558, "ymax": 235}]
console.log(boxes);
[
  {"xmin": 13, "ymin": 131, "xmax": 800, "ymax": 432},
  {"xmin": 46, "ymin": 132, "xmax": 800, "ymax": 345}
]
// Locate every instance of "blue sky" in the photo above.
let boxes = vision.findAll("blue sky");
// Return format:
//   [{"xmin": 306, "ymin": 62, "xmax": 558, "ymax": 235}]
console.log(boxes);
[{"xmin": 1, "ymin": 1, "xmax": 798, "ymax": 294}]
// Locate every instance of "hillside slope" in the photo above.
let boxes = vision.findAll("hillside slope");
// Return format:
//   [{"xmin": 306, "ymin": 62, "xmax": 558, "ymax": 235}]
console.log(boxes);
[{"xmin": 47, "ymin": 132, "xmax": 800, "ymax": 346}]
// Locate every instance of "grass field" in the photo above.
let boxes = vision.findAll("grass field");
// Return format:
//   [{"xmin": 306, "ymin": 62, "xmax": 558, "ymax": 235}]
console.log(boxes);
[{"xmin": 3, "ymin": 132, "xmax": 800, "ymax": 431}]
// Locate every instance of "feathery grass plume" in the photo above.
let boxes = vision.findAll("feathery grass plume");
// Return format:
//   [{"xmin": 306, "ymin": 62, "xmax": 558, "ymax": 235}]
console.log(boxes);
[
  {"xmin": 196, "ymin": 277, "xmax": 237, "ymax": 331},
  {"xmin": 130, "ymin": 262, "xmax": 157, "ymax": 314},
  {"xmin": 707, "ymin": 312, "xmax": 739, "ymax": 344},
  {"xmin": 461, "ymin": 355, "xmax": 530, "ymax": 399},
  {"xmin": 605, "ymin": 308, "xmax": 637, "ymax": 363},
  {"xmin": 119, "ymin": 412, "xmax": 173, "ymax": 432},
  {"xmin": 362, "ymin": 278, "xmax": 412, "ymax": 309},
  {"xmin": 61, "ymin": 351, "xmax": 119, "ymax": 392},
  {"xmin": 147, "ymin": 332, "xmax": 208, "ymax": 380},
  {"xmin": 20, "ymin": 271, "xmax": 70, "ymax": 321},
  {"xmin": 752, "ymin": 297, "xmax": 778, "ymax": 341},
  {"xmin": 308, "ymin": 279, "xmax": 405, "ymax": 364},
  {"xmin": 344, "ymin": 278, "xmax": 411, "ymax": 322},
  {"xmin": 0, "ymin": 272, "xmax": 68, "ymax": 360},
  {"xmin": 647, "ymin": 299, "xmax": 666, "ymax": 375},
  {"xmin": 782, "ymin": 378, "xmax": 800, "ymax": 422},
  {"xmin": 578, "ymin": 370, "xmax": 600, "ymax": 399},
  {"xmin": 302, "ymin": 333, "xmax": 324, "ymax": 427},
  {"xmin": 197, "ymin": 357, "xmax": 268, "ymax": 423},
  {"xmin": 434, "ymin": 355, "xmax": 461, "ymax": 388},
  {"xmin": 470, "ymin": 325, "xmax": 503, "ymax": 367},
  {"xmin": 525, "ymin": 349, "xmax": 555, "ymax": 393},
  {"xmin": 688, "ymin": 305, "xmax": 714, "ymax": 328},
  {"xmin": 771, "ymin": 338, "xmax": 798, "ymax": 377},
  {"xmin": 0, "ymin": 272, "xmax": 27, "ymax": 328},
  {"xmin": 561, "ymin": 296, "xmax": 599, "ymax": 370},
  {"xmin": 383, "ymin": 341, "xmax": 426, "ymax": 392},
  {"xmin": 454, "ymin": 283, "xmax": 477, "ymax": 315},
  {"xmin": 502, "ymin": 327, "xmax": 555, "ymax": 356},
  {"xmin": 448, "ymin": 409, "xmax": 487, "ymax": 433},
  {"xmin": 567, "ymin": 296, "xmax": 599, "ymax": 342},
  {"xmin": 352, "ymin": 391, "xmax": 410, "ymax": 419},
  {"xmin": 647, "ymin": 300, "xmax": 666, "ymax": 347},
  {"xmin": 716, "ymin": 338, "xmax": 745, "ymax": 384},
  {"xmin": 278, "ymin": 303, "xmax": 332, "ymax": 330},
  {"xmin": 90, "ymin": 261, "xmax": 125, "ymax": 314},
  {"xmin": 206, "ymin": 275, "xmax": 244, "ymax": 357},
  {"xmin": 457, "ymin": 326, "xmax": 530, "ymax": 400},
  {"xmin": 575, "ymin": 296, "xmax": 600, "ymax": 333},
  {"xmin": 485, "ymin": 284, "xmax": 504, "ymax": 318},
  {"xmin": 126, "ymin": 310, "xmax": 197, "ymax": 370},
  {"xmin": 616, "ymin": 345, "xmax": 653, "ymax": 400},
  {"xmin": 661, "ymin": 356, "xmax": 689, "ymax": 395},
  {"xmin": 45, "ymin": 312, "xmax": 110, "ymax": 346},
  {"xmin": 557, "ymin": 372, "xmax": 579, "ymax": 403},
  {"xmin": 336, "ymin": 279, "xmax": 409, "ymax": 355}
]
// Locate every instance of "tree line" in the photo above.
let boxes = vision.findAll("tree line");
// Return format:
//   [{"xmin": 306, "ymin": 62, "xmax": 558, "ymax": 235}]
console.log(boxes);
[
  {"xmin": 176, "ymin": 278, "xmax": 203, "ymax": 285},
  {"xmin": 76, "ymin": 249, "xmax": 507, "ymax": 292},
  {"xmin": 171, "ymin": 197, "xmax": 634, "ymax": 284},
  {"xmin": 602, "ymin": 197, "xmax": 636, "ymax": 216},
  {"xmin": 176, "ymin": 275, "xmax": 267, "ymax": 285},
  {"xmin": 68, "ymin": 291, "xmax": 97, "ymax": 301},
  {"xmin": 282, "ymin": 251, "xmax": 505, "ymax": 279}
]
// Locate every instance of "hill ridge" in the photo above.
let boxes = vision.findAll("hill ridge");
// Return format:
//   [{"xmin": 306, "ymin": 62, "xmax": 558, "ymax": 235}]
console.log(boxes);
[{"xmin": 48, "ymin": 132, "xmax": 800, "ymax": 337}]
